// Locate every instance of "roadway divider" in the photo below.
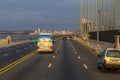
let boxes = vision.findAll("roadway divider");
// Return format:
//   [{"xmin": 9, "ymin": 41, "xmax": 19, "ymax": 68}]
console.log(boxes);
[
  {"xmin": 0, "ymin": 39, "xmax": 30, "ymax": 49},
  {"xmin": 0, "ymin": 50, "xmax": 37, "ymax": 75},
  {"xmin": 76, "ymin": 38, "xmax": 102, "ymax": 54}
]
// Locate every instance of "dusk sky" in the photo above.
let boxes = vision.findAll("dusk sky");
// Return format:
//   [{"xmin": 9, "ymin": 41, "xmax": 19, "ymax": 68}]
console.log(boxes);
[{"xmin": 0, "ymin": 0, "xmax": 80, "ymax": 31}]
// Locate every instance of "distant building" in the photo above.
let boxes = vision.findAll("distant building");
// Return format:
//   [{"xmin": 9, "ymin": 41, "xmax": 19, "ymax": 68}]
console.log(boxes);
[
  {"xmin": 61, "ymin": 31, "xmax": 66, "ymax": 35},
  {"xmin": 37, "ymin": 28, "xmax": 41, "ymax": 34}
]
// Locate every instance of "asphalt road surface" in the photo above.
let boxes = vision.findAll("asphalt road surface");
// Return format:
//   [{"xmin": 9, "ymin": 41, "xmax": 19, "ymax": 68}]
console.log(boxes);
[{"xmin": 1, "ymin": 38, "xmax": 120, "ymax": 80}]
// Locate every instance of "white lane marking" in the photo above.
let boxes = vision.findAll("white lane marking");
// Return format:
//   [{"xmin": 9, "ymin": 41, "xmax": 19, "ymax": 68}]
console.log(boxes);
[
  {"xmin": 3, "ymin": 54, "xmax": 9, "ymax": 56},
  {"xmin": 59, "ymin": 45, "xmax": 63, "ymax": 50},
  {"xmin": 52, "ymin": 56, "xmax": 55, "ymax": 59},
  {"xmin": 55, "ymin": 51, "xmax": 57, "ymax": 54},
  {"xmin": 48, "ymin": 63, "xmax": 52, "ymax": 68},
  {"xmin": 16, "ymin": 50, "xmax": 20, "ymax": 53},
  {"xmin": 75, "ymin": 52, "xmax": 77, "ymax": 54},
  {"xmin": 83, "ymin": 64, "xmax": 88, "ymax": 69},
  {"xmin": 77, "ymin": 56, "xmax": 81, "ymax": 59},
  {"xmin": 57, "ymin": 41, "xmax": 62, "ymax": 51},
  {"xmin": 73, "ymin": 49, "xmax": 75, "ymax": 51}
]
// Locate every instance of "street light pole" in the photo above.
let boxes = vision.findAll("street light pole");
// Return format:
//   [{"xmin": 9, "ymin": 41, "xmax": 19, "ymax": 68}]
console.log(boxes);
[
  {"xmin": 87, "ymin": 0, "xmax": 89, "ymax": 34},
  {"xmin": 80, "ymin": 0, "xmax": 83, "ymax": 37},
  {"xmin": 96, "ymin": 0, "xmax": 99, "ymax": 44}
]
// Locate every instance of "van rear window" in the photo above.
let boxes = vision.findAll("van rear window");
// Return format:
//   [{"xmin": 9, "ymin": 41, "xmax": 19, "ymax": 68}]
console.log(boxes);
[{"xmin": 38, "ymin": 35, "xmax": 52, "ymax": 39}]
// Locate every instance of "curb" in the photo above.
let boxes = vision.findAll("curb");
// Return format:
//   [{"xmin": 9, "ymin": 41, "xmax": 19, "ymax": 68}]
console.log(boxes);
[
  {"xmin": 78, "ymin": 39, "xmax": 102, "ymax": 54},
  {"xmin": 0, "ymin": 40, "xmax": 30, "ymax": 49}
]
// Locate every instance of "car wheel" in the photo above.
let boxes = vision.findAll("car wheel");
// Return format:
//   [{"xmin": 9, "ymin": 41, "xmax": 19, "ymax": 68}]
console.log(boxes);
[
  {"xmin": 50, "ymin": 51, "xmax": 53, "ymax": 54},
  {"xmin": 97, "ymin": 63, "xmax": 101, "ymax": 69},
  {"xmin": 101, "ymin": 64, "xmax": 106, "ymax": 73}
]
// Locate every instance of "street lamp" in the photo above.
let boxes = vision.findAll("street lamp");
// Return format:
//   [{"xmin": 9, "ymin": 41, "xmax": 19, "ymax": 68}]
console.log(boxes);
[
  {"xmin": 80, "ymin": 0, "xmax": 83, "ymax": 37},
  {"xmin": 96, "ymin": 0, "xmax": 99, "ymax": 44}
]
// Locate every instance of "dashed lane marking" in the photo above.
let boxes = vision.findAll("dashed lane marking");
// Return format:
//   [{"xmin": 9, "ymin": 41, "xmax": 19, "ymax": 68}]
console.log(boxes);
[
  {"xmin": 75, "ymin": 52, "xmax": 77, "ymax": 54},
  {"xmin": 3, "ymin": 54, "xmax": 9, "ymax": 56},
  {"xmin": 57, "ymin": 41, "xmax": 62, "ymax": 51},
  {"xmin": 48, "ymin": 63, "xmax": 52, "ymax": 68},
  {"xmin": 73, "ymin": 49, "xmax": 75, "ymax": 51},
  {"xmin": 77, "ymin": 56, "xmax": 81, "ymax": 59},
  {"xmin": 55, "ymin": 51, "xmax": 57, "ymax": 54},
  {"xmin": 83, "ymin": 64, "xmax": 88, "ymax": 69},
  {"xmin": 52, "ymin": 56, "xmax": 55, "ymax": 59}
]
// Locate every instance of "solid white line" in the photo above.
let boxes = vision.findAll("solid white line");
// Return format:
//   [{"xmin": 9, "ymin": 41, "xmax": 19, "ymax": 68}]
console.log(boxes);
[
  {"xmin": 57, "ymin": 41, "xmax": 62, "ymax": 51},
  {"xmin": 52, "ymin": 56, "xmax": 55, "ymax": 58},
  {"xmin": 48, "ymin": 63, "xmax": 52, "ymax": 68},
  {"xmin": 83, "ymin": 64, "xmax": 88, "ymax": 69},
  {"xmin": 3, "ymin": 54, "xmax": 9, "ymax": 56},
  {"xmin": 78, "ymin": 56, "xmax": 81, "ymax": 59}
]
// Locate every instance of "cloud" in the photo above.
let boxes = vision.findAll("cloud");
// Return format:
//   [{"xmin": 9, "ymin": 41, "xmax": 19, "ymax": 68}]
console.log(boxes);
[{"xmin": 0, "ymin": 0, "xmax": 80, "ymax": 30}]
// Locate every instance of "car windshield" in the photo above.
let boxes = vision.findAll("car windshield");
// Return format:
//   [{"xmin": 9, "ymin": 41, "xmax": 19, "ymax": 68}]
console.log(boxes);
[{"xmin": 106, "ymin": 50, "xmax": 120, "ymax": 58}]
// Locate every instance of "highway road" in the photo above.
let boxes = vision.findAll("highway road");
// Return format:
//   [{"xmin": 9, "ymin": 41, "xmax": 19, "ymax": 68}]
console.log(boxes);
[{"xmin": 1, "ymin": 38, "xmax": 120, "ymax": 80}]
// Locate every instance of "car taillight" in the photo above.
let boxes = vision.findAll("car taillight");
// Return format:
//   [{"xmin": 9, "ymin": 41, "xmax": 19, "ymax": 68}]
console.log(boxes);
[
  {"xmin": 50, "ymin": 46, "xmax": 52, "ymax": 49},
  {"xmin": 37, "ymin": 46, "xmax": 40, "ymax": 49}
]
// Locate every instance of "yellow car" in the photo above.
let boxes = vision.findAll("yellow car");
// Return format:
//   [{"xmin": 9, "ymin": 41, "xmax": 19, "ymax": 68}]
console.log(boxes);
[{"xmin": 98, "ymin": 48, "xmax": 120, "ymax": 72}]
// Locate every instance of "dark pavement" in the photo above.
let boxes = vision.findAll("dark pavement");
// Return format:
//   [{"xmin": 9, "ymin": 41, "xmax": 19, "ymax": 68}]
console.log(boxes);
[{"xmin": 1, "ymin": 38, "xmax": 120, "ymax": 80}]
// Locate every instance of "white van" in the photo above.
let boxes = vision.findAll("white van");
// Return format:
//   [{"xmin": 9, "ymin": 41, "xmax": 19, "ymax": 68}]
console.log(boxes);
[{"xmin": 37, "ymin": 33, "xmax": 53, "ymax": 53}]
